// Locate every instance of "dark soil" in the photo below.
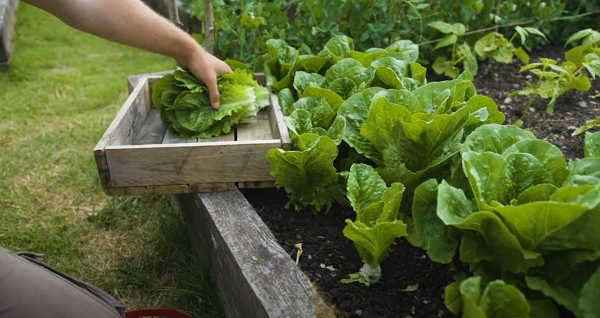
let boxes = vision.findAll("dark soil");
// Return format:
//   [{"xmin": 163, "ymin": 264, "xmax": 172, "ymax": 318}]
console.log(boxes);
[{"xmin": 241, "ymin": 45, "xmax": 600, "ymax": 318}]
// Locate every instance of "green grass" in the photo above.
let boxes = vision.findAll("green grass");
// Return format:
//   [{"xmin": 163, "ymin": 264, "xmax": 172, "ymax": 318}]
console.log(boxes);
[{"xmin": 0, "ymin": 4, "xmax": 223, "ymax": 317}]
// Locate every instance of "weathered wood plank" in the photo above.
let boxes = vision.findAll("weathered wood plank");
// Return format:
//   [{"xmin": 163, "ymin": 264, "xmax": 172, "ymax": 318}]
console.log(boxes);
[
  {"xmin": 94, "ymin": 77, "xmax": 151, "ymax": 150},
  {"xmin": 254, "ymin": 73, "xmax": 267, "ymax": 86},
  {"xmin": 161, "ymin": 122, "xmax": 237, "ymax": 190},
  {"xmin": 106, "ymin": 184, "xmax": 190, "ymax": 195},
  {"xmin": 268, "ymin": 93, "xmax": 292, "ymax": 150},
  {"xmin": 133, "ymin": 107, "xmax": 166, "ymax": 145},
  {"xmin": 190, "ymin": 182, "xmax": 236, "ymax": 192},
  {"xmin": 127, "ymin": 71, "xmax": 172, "ymax": 94},
  {"xmin": 172, "ymin": 190, "xmax": 335, "ymax": 318},
  {"xmin": 237, "ymin": 109, "xmax": 272, "ymax": 141},
  {"xmin": 236, "ymin": 180, "xmax": 276, "ymax": 189},
  {"xmin": 104, "ymin": 140, "xmax": 279, "ymax": 187}
]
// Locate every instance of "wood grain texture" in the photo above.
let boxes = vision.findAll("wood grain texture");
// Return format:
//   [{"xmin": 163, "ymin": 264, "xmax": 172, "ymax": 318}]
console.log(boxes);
[
  {"xmin": 269, "ymin": 93, "xmax": 292, "ymax": 150},
  {"xmin": 173, "ymin": 190, "xmax": 335, "ymax": 318},
  {"xmin": 237, "ymin": 109, "xmax": 272, "ymax": 141},
  {"xmin": 133, "ymin": 107, "xmax": 166, "ymax": 145},
  {"xmin": 94, "ymin": 77, "xmax": 150, "ymax": 150},
  {"xmin": 105, "ymin": 184, "xmax": 190, "ymax": 195},
  {"xmin": 127, "ymin": 71, "xmax": 172, "ymax": 94},
  {"xmin": 104, "ymin": 140, "xmax": 279, "ymax": 187},
  {"xmin": 236, "ymin": 180, "xmax": 276, "ymax": 189},
  {"xmin": 190, "ymin": 182, "xmax": 236, "ymax": 192}
]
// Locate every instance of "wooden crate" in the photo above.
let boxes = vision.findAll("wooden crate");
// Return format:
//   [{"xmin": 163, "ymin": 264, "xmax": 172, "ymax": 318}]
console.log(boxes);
[{"xmin": 94, "ymin": 74, "xmax": 291, "ymax": 195}]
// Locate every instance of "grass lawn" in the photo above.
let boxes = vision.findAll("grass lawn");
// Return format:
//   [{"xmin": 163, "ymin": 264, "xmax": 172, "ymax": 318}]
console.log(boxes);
[{"xmin": 0, "ymin": 3, "xmax": 223, "ymax": 317}]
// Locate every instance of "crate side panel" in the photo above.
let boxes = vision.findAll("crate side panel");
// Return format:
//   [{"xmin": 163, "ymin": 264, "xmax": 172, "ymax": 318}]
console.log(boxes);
[
  {"xmin": 94, "ymin": 78, "xmax": 151, "ymax": 149},
  {"xmin": 190, "ymin": 182, "xmax": 236, "ymax": 192},
  {"xmin": 268, "ymin": 93, "xmax": 291, "ymax": 150},
  {"xmin": 104, "ymin": 141, "xmax": 279, "ymax": 187},
  {"xmin": 106, "ymin": 184, "xmax": 190, "ymax": 195},
  {"xmin": 127, "ymin": 71, "xmax": 172, "ymax": 94},
  {"xmin": 236, "ymin": 180, "xmax": 276, "ymax": 189}
]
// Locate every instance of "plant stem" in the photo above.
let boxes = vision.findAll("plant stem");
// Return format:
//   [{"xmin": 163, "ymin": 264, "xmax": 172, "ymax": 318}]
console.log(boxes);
[
  {"xmin": 494, "ymin": 0, "xmax": 501, "ymax": 34},
  {"xmin": 520, "ymin": 72, "xmax": 545, "ymax": 121}
]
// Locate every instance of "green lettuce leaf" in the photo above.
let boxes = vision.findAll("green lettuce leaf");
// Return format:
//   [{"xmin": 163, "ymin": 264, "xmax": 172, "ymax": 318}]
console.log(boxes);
[
  {"xmin": 266, "ymin": 133, "xmax": 340, "ymax": 212},
  {"xmin": 151, "ymin": 68, "xmax": 270, "ymax": 138}
]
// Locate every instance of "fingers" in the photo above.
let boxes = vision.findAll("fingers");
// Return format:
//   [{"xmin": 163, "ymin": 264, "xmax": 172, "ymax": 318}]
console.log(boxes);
[
  {"xmin": 204, "ymin": 76, "xmax": 221, "ymax": 109},
  {"xmin": 204, "ymin": 59, "xmax": 232, "ymax": 109},
  {"xmin": 179, "ymin": 48, "xmax": 232, "ymax": 110}
]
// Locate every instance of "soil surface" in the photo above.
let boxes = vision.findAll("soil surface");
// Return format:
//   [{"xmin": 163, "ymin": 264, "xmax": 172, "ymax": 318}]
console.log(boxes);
[{"xmin": 241, "ymin": 45, "xmax": 600, "ymax": 318}]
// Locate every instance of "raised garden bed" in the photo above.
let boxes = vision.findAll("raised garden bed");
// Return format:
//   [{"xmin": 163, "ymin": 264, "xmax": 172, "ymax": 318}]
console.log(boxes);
[
  {"xmin": 239, "ymin": 45, "xmax": 600, "ymax": 317},
  {"xmin": 119, "ymin": 43, "xmax": 598, "ymax": 317}
]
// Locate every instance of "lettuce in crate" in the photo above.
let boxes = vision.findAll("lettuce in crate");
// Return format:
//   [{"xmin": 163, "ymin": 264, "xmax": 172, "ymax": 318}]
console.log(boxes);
[{"xmin": 151, "ymin": 67, "xmax": 270, "ymax": 138}]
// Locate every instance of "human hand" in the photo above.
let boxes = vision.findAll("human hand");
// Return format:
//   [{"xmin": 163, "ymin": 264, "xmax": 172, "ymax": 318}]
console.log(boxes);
[{"xmin": 176, "ymin": 48, "xmax": 232, "ymax": 109}]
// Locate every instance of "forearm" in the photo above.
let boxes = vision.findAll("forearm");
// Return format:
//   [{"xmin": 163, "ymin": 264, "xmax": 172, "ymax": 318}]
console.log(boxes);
[
  {"xmin": 22, "ymin": 0, "xmax": 199, "ymax": 63},
  {"xmin": 23, "ymin": 0, "xmax": 232, "ymax": 109}
]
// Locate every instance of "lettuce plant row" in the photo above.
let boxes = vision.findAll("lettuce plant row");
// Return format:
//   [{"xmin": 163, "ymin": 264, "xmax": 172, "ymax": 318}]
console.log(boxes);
[{"xmin": 258, "ymin": 34, "xmax": 600, "ymax": 317}]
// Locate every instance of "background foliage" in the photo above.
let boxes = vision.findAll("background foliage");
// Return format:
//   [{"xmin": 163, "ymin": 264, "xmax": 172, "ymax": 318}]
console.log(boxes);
[{"xmin": 181, "ymin": 0, "xmax": 598, "ymax": 69}]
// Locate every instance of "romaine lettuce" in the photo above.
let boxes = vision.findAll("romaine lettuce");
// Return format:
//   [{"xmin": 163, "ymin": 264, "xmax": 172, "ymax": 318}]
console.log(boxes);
[
  {"xmin": 151, "ymin": 68, "xmax": 270, "ymax": 138},
  {"xmin": 341, "ymin": 164, "xmax": 407, "ymax": 286}
]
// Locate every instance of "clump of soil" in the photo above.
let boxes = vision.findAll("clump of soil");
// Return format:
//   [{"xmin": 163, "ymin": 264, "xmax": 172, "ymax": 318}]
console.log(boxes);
[{"xmin": 242, "ymin": 45, "xmax": 600, "ymax": 317}]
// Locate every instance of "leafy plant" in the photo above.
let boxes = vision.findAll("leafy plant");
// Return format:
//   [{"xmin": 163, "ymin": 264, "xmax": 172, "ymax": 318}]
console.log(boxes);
[
  {"xmin": 428, "ymin": 21, "xmax": 477, "ymax": 79},
  {"xmin": 584, "ymin": 131, "xmax": 600, "ymax": 158},
  {"xmin": 474, "ymin": 26, "xmax": 547, "ymax": 74},
  {"xmin": 428, "ymin": 21, "xmax": 547, "ymax": 79},
  {"xmin": 509, "ymin": 29, "xmax": 599, "ymax": 124},
  {"xmin": 263, "ymin": 35, "xmax": 508, "ymax": 285},
  {"xmin": 444, "ymin": 276, "xmax": 531, "ymax": 317},
  {"xmin": 151, "ymin": 67, "xmax": 269, "ymax": 138},
  {"xmin": 340, "ymin": 164, "xmax": 407, "ymax": 286},
  {"xmin": 264, "ymin": 35, "xmax": 424, "ymax": 213},
  {"xmin": 412, "ymin": 124, "xmax": 600, "ymax": 317},
  {"xmin": 181, "ymin": 0, "xmax": 599, "ymax": 74}
]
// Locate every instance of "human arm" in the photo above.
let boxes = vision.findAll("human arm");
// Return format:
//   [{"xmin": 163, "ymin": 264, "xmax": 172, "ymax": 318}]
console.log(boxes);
[{"xmin": 22, "ymin": 0, "xmax": 231, "ymax": 109}]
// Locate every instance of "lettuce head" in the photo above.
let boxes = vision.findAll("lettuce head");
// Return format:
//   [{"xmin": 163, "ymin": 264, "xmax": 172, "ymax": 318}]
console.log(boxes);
[{"xmin": 151, "ymin": 68, "xmax": 270, "ymax": 138}]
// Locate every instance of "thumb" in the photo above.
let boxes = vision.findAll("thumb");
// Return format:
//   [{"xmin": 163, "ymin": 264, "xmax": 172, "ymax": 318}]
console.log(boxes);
[{"xmin": 205, "ymin": 78, "xmax": 221, "ymax": 109}]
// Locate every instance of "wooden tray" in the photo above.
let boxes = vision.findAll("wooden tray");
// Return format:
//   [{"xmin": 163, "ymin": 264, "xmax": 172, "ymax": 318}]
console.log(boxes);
[{"xmin": 94, "ymin": 74, "xmax": 291, "ymax": 195}]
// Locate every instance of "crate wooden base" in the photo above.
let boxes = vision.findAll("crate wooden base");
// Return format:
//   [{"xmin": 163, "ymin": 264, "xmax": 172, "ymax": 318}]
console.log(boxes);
[{"xmin": 94, "ymin": 73, "xmax": 290, "ymax": 195}]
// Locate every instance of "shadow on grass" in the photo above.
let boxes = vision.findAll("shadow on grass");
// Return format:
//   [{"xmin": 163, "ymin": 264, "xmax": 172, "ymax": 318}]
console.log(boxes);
[{"xmin": 89, "ymin": 195, "xmax": 224, "ymax": 318}]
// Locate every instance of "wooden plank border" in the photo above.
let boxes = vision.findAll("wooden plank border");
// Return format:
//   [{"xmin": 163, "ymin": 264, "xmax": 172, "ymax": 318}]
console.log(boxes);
[{"xmin": 171, "ymin": 190, "xmax": 336, "ymax": 318}]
